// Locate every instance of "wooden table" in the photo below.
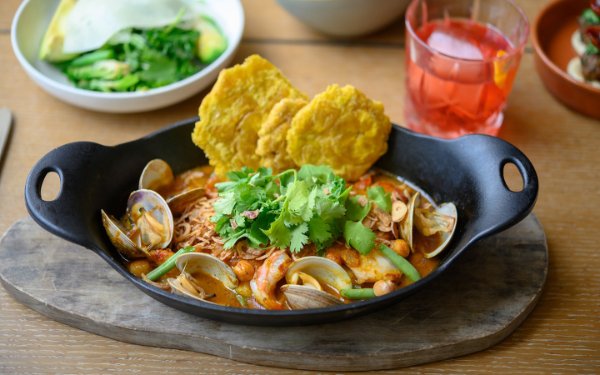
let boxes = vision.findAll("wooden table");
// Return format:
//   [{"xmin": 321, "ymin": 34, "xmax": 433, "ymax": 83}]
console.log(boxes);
[{"xmin": 0, "ymin": 0, "xmax": 598, "ymax": 373}]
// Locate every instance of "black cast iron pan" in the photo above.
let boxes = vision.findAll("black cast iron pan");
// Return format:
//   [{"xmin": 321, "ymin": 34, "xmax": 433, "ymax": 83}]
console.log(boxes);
[{"xmin": 24, "ymin": 118, "xmax": 538, "ymax": 326}]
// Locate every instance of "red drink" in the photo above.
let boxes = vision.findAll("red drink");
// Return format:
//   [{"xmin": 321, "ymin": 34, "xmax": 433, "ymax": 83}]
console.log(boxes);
[{"xmin": 404, "ymin": 0, "xmax": 528, "ymax": 138}]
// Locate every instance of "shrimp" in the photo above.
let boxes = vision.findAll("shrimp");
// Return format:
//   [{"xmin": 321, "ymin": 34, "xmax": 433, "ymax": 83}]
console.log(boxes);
[{"xmin": 250, "ymin": 250, "xmax": 292, "ymax": 310}]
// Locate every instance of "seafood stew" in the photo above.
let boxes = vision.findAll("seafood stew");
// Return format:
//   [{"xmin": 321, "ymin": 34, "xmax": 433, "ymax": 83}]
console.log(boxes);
[
  {"xmin": 25, "ymin": 119, "xmax": 538, "ymax": 324},
  {"xmin": 102, "ymin": 161, "xmax": 457, "ymax": 310}
]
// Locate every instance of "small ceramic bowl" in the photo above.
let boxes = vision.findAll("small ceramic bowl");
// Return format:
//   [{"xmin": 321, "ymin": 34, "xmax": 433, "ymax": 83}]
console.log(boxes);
[
  {"xmin": 532, "ymin": 0, "xmax": 600, "ymax": 119},
  {"xmin": 11, "ymin": 0, "xmax": 244, "ymax": 113},
  {"xmin": 277, "ymin": 0, "xmax": 409, "ymax": 37}
]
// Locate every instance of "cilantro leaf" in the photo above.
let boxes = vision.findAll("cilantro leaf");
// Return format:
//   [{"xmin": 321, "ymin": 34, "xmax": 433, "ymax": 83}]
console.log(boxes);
[
  {"xmin": 305, "ymin": 187, "xmax": 318, "ymax": 218},
  {"xmin": 298, "ymin": 165, "xmax": 335, "ymax": 185},
  {"xmin": 213, "ymin": 191, "xmax": 236, "ymax": 215},
  {"xmin": 247, "ymin": 210, "xmax": 274, "ymax": 247},
  {"xmin": 346, "ymin": 195, "xmax": 371, "ymax": 222},
  {"xmin": 308, "ymin": 216, "xmax": 331, "ymax": 247},
  {"xmin": 581, "ymin": 8, "xmax": 600, "ymax": 25},
  {"xmin": 223, "ymin": 230, "xmax": 246, "ymax": 249},
  {"xmin": 264, "ymin": 215, "xmax": 292, "ymax": 249},
  {"xmin": 287, "ymin": 180, "xmax": 310, "ymax": 214},
  {"xmin": 343, "ymin": 221, "xmax": 376, "ymax": 255},
  {"xmin": 586, "ymin": 42, "xmax": 599, "ymax": 55},
  {"xmin": 367, "ymin": 185, "xmax": 392, "ymax": 213},
  {"xmin": 277, "ymin": 169, "xmax": 296, "ymax": 189},
  {"xmin": 226, "ymin": 168, "xmax": 252, "ymax": 181},
  {"xmin": 317, "ymin": 199, "xmax": 346, "ymax": 220},
  {"xmin": 290, "ymin": 223, "xmax": 309, "ymax": 252}
]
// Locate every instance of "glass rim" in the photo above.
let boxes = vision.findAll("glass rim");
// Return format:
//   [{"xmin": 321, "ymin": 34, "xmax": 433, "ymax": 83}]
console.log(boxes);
[{"xmin": 405, "ymin": 0, "xmax": 530, "ymax": 64}]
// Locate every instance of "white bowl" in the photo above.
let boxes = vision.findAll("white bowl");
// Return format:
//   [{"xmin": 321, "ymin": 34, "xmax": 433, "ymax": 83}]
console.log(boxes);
[
  {"xmin": 11, "ymin": 0, "xmax": 244, "ymax": 113},
  {"xmin": 277, "ymin": 0, "xmax": 409, "ymax": 37}
]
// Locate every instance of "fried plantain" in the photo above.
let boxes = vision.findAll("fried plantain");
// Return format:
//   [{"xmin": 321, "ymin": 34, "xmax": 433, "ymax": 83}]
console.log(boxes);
[
  {"xmin": 192, "ymin": 54, "xmax": 307, "ymax": 176},
  {"xmin": 256, "ymin": 98, "xmax": 308, "ymax": 173},
  {"xmin": 286, "ymin": 84, "xmax": 391, "ymax": 181}
]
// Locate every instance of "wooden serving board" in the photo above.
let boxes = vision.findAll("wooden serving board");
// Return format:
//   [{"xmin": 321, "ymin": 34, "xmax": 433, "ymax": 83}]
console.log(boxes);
[{"xmin": 0, "ymin": 215, "xmax": 547, "ymax": 371}]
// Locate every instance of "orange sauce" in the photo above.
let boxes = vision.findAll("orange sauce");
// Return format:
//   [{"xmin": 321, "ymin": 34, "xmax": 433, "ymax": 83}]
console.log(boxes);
[
  {"xmin": 190, "ymin": 272, "xmax": 242, "ymax": 308},
  {"xmin": 157, "ymin": 165, "xmax": 215, "ymax": 199},
  {"xmin": 414, "ymin": 230, "xmax": 443, "ymax": 255}
]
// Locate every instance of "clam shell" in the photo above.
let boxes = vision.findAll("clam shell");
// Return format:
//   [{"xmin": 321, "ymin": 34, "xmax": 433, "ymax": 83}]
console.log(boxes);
[
  {"xmin": 167, "ymin": 187, "xmax": 205, "ymax": 215},
  {"xmin": 175, "ymin": 252, "xmax": 239, "ymax": 289},
  {"xmin": 400, "ymin": 192, "xmax": 419, "ymax": 251},
  {"xmin": 399, "ymin": 191, "xmax": 458, "ymax": 258},
  {"xmin": 100, "ymin": 209, "xmax": 148, "ymax": 259},
  {"xmin": 138, "ymin": 159, "xmax": 174, "ymax": 191},
  {"xmin": 281, "ymin": 284, "xmax": 343, "ymax": 310},
  {"xmin": 285, "ymin": 256, "xmax": 352, "ymax": 291},
  {"xmin": 126, "ymin": 189, "xmax": 174, "ymax": 250},
  {"xmin": 422, "ymin": 202, "xmax": 457, "ymax": 259},
  {"xmin": 167, "ymin": 273, "xmax": 207, "ymax": 301}
]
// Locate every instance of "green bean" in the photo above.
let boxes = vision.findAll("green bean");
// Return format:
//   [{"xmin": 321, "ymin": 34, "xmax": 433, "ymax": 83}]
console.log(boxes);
[
  {"xmin": 341, "ymin": 288, "xmax": 376, "ymax": 300},
  {"xmin": 380, "ymin": 244, "xmax": 421, "ymax": 282},
  {"xmin": 145, "ymin": 246, "xmax": 195, "ymax": 281}
]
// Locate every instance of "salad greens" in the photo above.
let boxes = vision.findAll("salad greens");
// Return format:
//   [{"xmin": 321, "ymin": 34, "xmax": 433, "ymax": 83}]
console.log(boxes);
[
  {"xmin": 52, "ymin": 17, "xmax": 226, "ymax": 92},
  {"xmin": 211, "ymin": 165, "xmax": 391, "ymax": 255}
]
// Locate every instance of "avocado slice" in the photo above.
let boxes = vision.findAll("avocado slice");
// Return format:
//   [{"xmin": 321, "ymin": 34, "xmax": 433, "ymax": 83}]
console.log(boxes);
[
  {"xmin": 39, "ymin": 0, "xmax": 79, "ymax": 62},
  {"xmin": 196, "ymin": 16, "xmax": 227, "ymax": 64}
]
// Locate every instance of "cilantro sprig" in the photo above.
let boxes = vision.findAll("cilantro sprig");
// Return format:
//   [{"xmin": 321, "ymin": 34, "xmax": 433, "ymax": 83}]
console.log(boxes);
[{"xmin": 211, "ymin": 165, "xmax": 391, "ymax": 255}]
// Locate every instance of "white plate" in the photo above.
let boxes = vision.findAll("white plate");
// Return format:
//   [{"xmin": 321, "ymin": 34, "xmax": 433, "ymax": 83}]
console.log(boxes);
[{"xmin": 11, "ymin": 0, "xmax": 244, "ymax": 113}]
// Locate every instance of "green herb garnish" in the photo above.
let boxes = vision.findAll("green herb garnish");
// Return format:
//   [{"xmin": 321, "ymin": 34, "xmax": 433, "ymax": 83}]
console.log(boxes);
[
  {"xmin": 343, "ymin": 220, "xmax": 376, "ymax": 255},
  {"xmin": 367, "ymin": 185, "xmax": 392, "ymax": 213},
  {"xmin": 581, "ymin": 8, "xmax": 600, "ymax": 25},
  {"xmin": 212, "ymin": 165, "xmax": 383, "ymax": 254},
  {"xmin": 586, "ymin": 42, "xmax": 600, "ymax": 55}
]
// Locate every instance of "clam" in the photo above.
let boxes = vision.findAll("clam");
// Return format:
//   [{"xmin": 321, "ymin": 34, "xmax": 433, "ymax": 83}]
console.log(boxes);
[
  {"xmin": 285, "ymin": 256, "xmax": 352, "ymax": 290},
  {"xmin": 399, "ymin": 192, "xmax": 457, "ymax": 258},
  {"xmin": 101, "ymin": 209, "xmax": 147, "ymax": 259},
  {"xmin": 127, "ymin": 189, "xmax": 174, "ymax": 250},
  {"xmin": 399, "ymin": 192, "xmax": 419, "ymax": 250},
  {"xmin": 417, "ymin": 202, "xmax": 457, "ymax": 259},
  {"xmin": 281, "ymin": 256, "xmax": 352, "ymax": 309},
  {"xmin": 167, "ymin": 273, "xmax": 210, "ymax": 301},
  {"xmin": 167, "ymin": 187, "xmax": 205, "ymax": 215},
  {"xmin": 167, "ymin": 253, "xmax": 241, "ymax": 306},
  {"xmin": 169, "ymin": 252, "xmax": 239, "ymax": 304},
  {"xmin": 288, "ymin": 272, "xmax": 321, "ymax": 290},
  {"xmin": 139, "ymin": 159, "xmax": 174, "ymax": 192},
  {"xmin": 138, "ymin": 159, "xmax": 205, "ymax": 215},
  {"xmin": 281, "ymin": 284, "xmax": 343, "ymax": 309},
  {"xmin": 174, "ymin": 252, "xmax": 239, "ymax": 289},
  {"xmin": 101, "ymin": 189, "xmax": 174, "ymax": 259}
]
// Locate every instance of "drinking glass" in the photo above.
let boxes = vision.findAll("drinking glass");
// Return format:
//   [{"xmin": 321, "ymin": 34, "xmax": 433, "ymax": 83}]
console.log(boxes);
[{"xmin": 404, "ymin": 0, "xmax": 529, "ymax": 138}]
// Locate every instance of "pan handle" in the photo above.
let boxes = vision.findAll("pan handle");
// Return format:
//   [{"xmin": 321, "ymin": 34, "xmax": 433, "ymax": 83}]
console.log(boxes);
[
  {"xmin": 25, "ymin": 141, "xmax": 107, "ymax": 251},
  {"xmin": 461, "ymin": 135, "xmax": 539, "ymax": 241}
]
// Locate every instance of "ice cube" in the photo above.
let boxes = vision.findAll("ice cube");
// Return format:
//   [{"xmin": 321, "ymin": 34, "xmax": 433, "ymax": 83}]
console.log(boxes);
[{"xmin": 427, "ymin": 30, "xmax": 483, "ymax": 60}]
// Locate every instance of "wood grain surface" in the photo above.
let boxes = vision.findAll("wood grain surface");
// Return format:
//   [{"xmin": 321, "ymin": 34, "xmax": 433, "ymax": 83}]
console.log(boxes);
[
  {"xmin": 0, "ymin": 0, "xmax": 599, "ymax": 373},
  {"xmin": 0, "ymin": 216, "xmax": 547, "ymax": 371}
]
